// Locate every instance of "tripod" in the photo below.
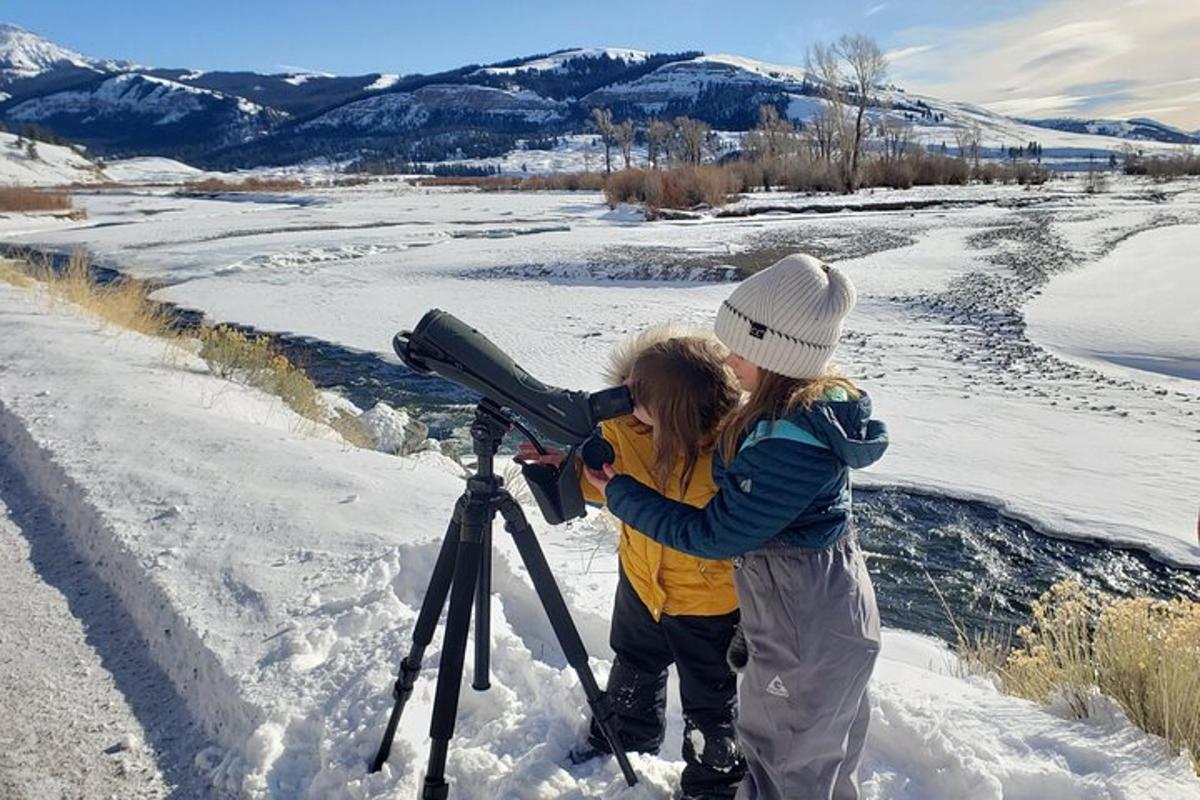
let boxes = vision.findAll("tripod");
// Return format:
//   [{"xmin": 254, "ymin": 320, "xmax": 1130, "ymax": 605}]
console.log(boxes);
[{"xmin": 371, "ymin": 400, "xmax": 638, "ymax": 798}]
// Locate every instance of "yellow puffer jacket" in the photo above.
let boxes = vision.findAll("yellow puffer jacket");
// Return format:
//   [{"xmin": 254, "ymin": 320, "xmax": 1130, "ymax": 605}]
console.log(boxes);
[{"xmin": 582, "ymin": 414, "xmax": 737, "ymax": 621}]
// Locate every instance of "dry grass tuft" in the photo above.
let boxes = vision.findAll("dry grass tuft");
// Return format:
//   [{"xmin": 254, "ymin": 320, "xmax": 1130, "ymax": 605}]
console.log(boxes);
[
  {"xmin": 0, "ymin": 186, "xmax": 84, "ymax": 217},
  {"xmin": 960, "ymin": 579, "xmax": 1200, "ymax": 773},
  {"xmin": 0, "ymin": 258, "xmax": 35, "ymax": 287},
  {"xmin": 26, "ymin": 250, "xmax": 171, "ymax": 336},
  {"xmin": 5, "ymin": 254, "xmax": 371, "ymax": 447}
]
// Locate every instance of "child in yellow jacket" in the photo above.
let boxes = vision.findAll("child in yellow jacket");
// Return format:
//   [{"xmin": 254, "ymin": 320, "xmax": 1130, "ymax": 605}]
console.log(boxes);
[{"xmin": 524, "ymin": 327, "xmax": 745, "ymax": 799}]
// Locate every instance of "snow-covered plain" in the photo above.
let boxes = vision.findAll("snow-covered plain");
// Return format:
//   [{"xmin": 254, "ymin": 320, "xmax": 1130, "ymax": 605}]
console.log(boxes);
[
  {"xmin": 2, "ymin": 279, "xmax": 1197, "ymax": 799},
  {"xmin": 3, "ymin": 175, "xmax": 1198, "ymax": 566}
]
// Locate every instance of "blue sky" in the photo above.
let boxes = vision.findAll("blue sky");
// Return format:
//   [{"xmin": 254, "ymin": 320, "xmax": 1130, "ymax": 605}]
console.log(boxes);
[{"xmin": 7, "ymin": 0, "xmax": 1199, "ymax": 128}]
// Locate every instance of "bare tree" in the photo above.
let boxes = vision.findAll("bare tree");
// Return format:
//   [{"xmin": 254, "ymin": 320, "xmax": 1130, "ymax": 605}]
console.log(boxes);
[
  {"xmin": 591, "ymin": 107, "xmax": 617, "ymax": 174},
  {"xmin": 613, "ymin": 120, "xmax": 635, "ymax": 170},
  {"xmin": 805, "ymin": 103, "xmax": 842, "ymax": 164},
  {"xmin": 878, "ymin": 114, "xmax": 913, "ymax": 162},
  {"xmin": 953, "ymin": 122, "xmax": 983, "ymax": 170},
  {"xmin": 647, "ymin": 119, "xmax": 672, "ymax": 169},
  {"xmin": 744, "ymin": 105, "xmax": 804, "ymax": 189},
  {"xmin": 673, "ymin": 116, "xmax": 710, "ymax": 165},
  {"xmin": 840, "ymin": 34, "xmax": 887, "ymax": 189},
  {"xmin": 808, "ymin": 34, "xmax": 887, "ymax": 192}
]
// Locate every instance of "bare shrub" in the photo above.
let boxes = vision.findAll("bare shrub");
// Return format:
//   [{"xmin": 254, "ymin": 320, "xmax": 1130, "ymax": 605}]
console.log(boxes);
[
  {"xmin": 182, "ymin": 176, "xmax": 305, "ymax": 193},
  {"xmin": 960, "ymin": 580, "xmax": 1200, "ymax": 775},
  {"xmin": 198, "ymin": 326, "xmax": 327, "ymax": 434},
  {"xmin": 603, "ymin": 166, "xmax": 740, "ymax": 211},
  {"xmin": 414, "ymin": 172, "xmax": 604, "ymax": 191},
  {"xmin": 1126, "ymin": 150, "xmax": 1200, "ymax": 180}
]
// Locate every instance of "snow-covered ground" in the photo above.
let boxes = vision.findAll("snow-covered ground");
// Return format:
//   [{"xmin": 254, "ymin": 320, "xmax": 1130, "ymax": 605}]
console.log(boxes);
[
  {"xmin": 2, "ymin": 277, "xmax": 1197, "ymax": 798},
  {"xmin": 0, "ymin": 130, "xmax": 104, "ymax": 185},
  {"xmin": 2, "ymin": 175, "xmax": 1197, "ymax": 567},
  {"xmin": 1026, "ymin": 223, "xmax": 1200, "ymax": 383}
]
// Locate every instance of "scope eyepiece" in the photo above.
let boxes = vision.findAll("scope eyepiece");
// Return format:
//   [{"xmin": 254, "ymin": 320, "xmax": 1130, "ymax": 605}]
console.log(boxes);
[{"xmin": 589, "ymin": 385, "xmax": 633, "ymax": 421}]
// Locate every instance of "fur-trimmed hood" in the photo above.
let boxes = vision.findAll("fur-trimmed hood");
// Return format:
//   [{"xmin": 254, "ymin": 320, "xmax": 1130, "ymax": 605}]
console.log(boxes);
[{"xmin": 603, "ymin": 324, "xmax": 728, "ymax": 386}]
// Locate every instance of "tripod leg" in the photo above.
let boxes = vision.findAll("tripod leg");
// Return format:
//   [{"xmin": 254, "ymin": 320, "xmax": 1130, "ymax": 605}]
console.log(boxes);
[
  {"xmin": 371, "ymin": 498, "xmax": 466, "ymax": 773},
  {"xmin": 473, "ymin": 518, "xmax": 492, "ymax": 691},
  {"xmin": 496, "ymin": 494, "xmax": 639, "ymax": 788},
  {"xmin": 421, "ymin": 491, "xmax": 491, "ymax": 800}
]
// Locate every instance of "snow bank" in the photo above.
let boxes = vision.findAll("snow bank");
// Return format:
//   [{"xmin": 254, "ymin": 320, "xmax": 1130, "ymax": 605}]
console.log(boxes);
[
  {"xmin": 2, "ymin": 277, "xmax": 1198, "ymax": 798},
  {"xmin": 1026, "ymin": 224, "xmax": 1200, "ymax": 383}
]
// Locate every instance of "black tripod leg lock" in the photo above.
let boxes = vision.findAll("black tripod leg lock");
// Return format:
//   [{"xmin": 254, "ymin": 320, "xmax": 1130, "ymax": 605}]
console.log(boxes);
[{"xmin": 392, "ymin": 657, "xmax": 422, "ymax": 701}]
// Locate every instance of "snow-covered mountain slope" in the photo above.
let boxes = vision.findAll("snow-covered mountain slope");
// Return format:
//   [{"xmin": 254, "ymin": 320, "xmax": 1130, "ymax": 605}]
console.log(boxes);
[
  {"xmin": 0, "ymin": 22, "xmax": 134, "ymax": 102},
  {"xmin": 5, "ymin": 73, "xmax": 284, "ymax": 156},
  {"xmin": 0, "ymin": 129, "xmax": 103, "ymax": 185},
  {"xmin": 299, "ymin": 83, "xmax": 569, "ymax": 134},
  {"xmin": 1022, "ymin": 116, "xmax": 1199, "ymax": 145},
  {"xmin": 582, "ymin": 53, "xmax": 806, "ymax": 119},
  {"xmin": 149, "ymin": 68, "xmax": 399, "ymax": 118},
  {"xmin": 475, "ymin": 47, "xmax": 653, "ymax": 76},
  {"xmin": 0, "ymin": 22, "xmax": 128, "ymax": 79}
]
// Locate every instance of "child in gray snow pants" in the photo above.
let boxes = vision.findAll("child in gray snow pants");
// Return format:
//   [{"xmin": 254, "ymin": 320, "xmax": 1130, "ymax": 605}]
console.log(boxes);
[{"xmin": 591, "ymin": 253, "xmax": 888, "ymax": 800}]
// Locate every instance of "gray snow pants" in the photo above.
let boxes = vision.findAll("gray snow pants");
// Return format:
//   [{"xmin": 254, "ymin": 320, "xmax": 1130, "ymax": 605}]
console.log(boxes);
[{"xmin": 733, "ymin": 536, "xmax": 881, "ymax": 800}]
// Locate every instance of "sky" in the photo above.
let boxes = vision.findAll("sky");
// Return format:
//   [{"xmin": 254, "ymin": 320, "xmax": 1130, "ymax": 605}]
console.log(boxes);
[{"xmin": 5, "ymin": 0, "xmax": 1199, "ymax": 129}]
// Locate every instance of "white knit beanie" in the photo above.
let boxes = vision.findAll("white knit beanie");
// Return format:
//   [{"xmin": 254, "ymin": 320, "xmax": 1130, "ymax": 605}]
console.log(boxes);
[{"xmin": 713, "ymin": 253, "xmax": 856, "ymax": 379}]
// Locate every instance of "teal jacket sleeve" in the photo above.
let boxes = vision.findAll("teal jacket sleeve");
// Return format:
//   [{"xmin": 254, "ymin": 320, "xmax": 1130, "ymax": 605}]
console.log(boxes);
[{"xmin": 605, "ymin": 437, "xmax": 839, "ymax": 558}]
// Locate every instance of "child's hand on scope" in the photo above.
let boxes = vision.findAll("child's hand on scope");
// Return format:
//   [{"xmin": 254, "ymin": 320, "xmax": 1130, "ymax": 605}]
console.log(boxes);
[
  {"xmin": 584, "ymin": 463, "xmax": 618, "ymax": 497},
  {"xmin": 515, "ymin": 442, "xmax": 566, "ymax": 467}
]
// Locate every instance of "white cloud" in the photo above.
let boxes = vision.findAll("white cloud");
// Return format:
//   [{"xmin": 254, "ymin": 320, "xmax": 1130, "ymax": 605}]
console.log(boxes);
[
  {"xmin": 866, "ymin": 3, "xmax": 890, "ymax": 17},
  {"xmin": 885, "ymin": 44, "xmax": 934, "ymax": 63},
  {"xmin": 887, "ymin": 0, "xmax": 1200, "ymax": 128}
]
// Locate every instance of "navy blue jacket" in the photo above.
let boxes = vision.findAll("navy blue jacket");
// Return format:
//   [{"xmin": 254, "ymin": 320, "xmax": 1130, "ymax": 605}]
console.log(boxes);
[{"xmin": 606, "ymin": 393, "xmax": 888, "ymax": 558}]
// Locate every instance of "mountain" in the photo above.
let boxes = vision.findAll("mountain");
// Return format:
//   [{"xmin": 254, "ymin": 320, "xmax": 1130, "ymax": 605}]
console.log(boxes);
[
  {"xmin": 2, "ymin": 22, "xmax": 1194, "ymax": 169},
  {"xmin": 4, "ymin": 73, "xmax": 284, "ymax": 159},
  {"xmin": 0, "ymin": 21, "xmax": 135, "ymax": 103},
  {"xmin": 143, "ymin": 69, "xmax": 405, "ymax": 118},
  {"xmin": 1021, "ymin": 116, "xmax": 1199, "ymax": 145}
]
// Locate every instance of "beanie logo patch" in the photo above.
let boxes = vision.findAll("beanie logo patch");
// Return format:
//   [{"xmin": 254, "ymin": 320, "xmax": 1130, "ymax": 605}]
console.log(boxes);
[{"xmin": 749, "ymin": 322, "xmax": 767, "ymax": 340}]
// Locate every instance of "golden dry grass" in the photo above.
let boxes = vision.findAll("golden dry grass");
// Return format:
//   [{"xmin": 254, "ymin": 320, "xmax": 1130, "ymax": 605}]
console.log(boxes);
[
  {"xmin": 4, "ymin": 253, "xmax": 372, "ymax": 448},
  {"xmin": 197, "ymin": 326, "xmax": 367, "ymax": 442},
  {"xmin": 0, "ymin": 258, "xmax": 35, "ymax": 287},
  {"xmin": 25, "ymin": 250, "xmax": 172, "ymax": 336},
  {"xmin": 961, "ymin": 579, "xmax": 1200, "ymax": 773},
  {"xmin": 0, "ymin": 186, "xmax": 83, "ymax": 216}
]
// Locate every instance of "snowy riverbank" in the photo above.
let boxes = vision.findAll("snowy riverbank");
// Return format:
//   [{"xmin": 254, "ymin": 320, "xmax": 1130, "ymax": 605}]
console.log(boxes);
[
  {"xmin": 4, "ymin": 176, "xmax": 1198, "ymax": 566},
  {"xmin": 3, "ymin": 252, "xmax": 1199, "ymax": 797}
]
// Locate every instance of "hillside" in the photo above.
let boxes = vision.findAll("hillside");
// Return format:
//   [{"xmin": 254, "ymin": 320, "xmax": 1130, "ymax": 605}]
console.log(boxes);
[{"xmin": 0, "ymin": 129, "xmax": 102, "ymax": 185}]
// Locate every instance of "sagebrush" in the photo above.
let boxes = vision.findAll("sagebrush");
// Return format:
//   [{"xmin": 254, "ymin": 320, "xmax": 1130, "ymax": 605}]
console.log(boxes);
[{"xmin": 961, "ymin": 579, "xmax": 1200, "ymax": 773}]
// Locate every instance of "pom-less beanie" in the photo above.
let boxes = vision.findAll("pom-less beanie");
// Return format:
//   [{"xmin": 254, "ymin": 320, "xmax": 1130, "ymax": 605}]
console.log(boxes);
[{"xmin": 713, "ymin": 253, "xmax": 856, "ymax": 379}]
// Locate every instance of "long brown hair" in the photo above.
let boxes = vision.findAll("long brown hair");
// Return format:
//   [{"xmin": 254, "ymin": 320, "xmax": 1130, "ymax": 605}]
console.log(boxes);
[
  {"xmin": 720, "ymin": 368, "xmax": 861, "ymax": 463},
  {"xmin": 626, "ymin": 336, "xmax": 741, "ymax": 495}
]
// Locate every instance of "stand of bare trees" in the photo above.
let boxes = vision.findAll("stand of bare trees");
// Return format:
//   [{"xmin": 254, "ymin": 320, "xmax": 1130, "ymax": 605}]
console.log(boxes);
[{"xmin": 807, "ymin": 34, "xmax": 888, "ymax": 193}]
